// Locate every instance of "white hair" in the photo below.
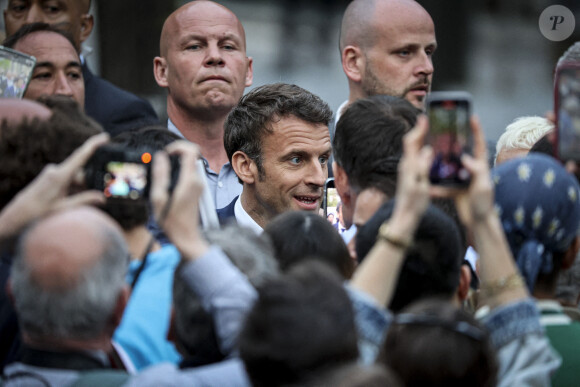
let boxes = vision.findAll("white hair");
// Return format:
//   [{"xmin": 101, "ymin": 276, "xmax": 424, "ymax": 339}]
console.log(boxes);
[{"xmin": 494, "ymin": 116, "xmax": 554, "ymax": 164}]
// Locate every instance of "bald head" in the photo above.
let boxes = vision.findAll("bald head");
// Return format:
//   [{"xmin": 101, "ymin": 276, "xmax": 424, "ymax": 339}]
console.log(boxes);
[
  {"xmin": 11, "ymin": 206, "xmax": 128, "ymax": 342},
  {"xmin": 21, "ymin": 207, "xmax": 123, "ymax": 291},
  {"xmin": 159, "ymin": 0, "xmax": 246, "ymax": 57},
  {"xmin": 0, "ymin": 98, "xmax": 52, "ymax": 126},
  {"xmin": 340, "ymin": 0, "xmax": 432, "ymax": 52}
]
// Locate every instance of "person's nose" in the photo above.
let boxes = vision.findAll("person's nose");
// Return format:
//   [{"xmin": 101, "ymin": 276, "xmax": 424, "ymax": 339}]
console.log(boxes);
[
  {"xmin": 204, "ymin": 44, "xmax": 225, "ymax": 67},
  {"xmin": 53, "ymin": 72, "xmax": 74, "ymax": 97}
]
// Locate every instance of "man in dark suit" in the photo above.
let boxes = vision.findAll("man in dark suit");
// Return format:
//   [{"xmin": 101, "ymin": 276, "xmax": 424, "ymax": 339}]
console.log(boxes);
[
  {"xmin": 3, "ymin": 0, "xmax": 159, "ymax": 136},
  {"xmin": 218, "ymin": 83, "xmax": 333, "ymax": 232}
]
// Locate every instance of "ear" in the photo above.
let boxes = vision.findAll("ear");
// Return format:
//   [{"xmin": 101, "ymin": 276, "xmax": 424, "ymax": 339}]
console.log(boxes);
[
  {"xmin": 232, "ymin": 151, "xmax": 257, "ymax": 184},
  {"xmin": 457, "ymin": 265, "xmax": 472, "ymax": 301},
  {"xmin": 333, "ymin": 162, "xmax": 352, "ymax": 207},
  {"xmin": 245, "ymin": 57, "xmax": 254, "ymax": 87},
  {"xmin": 562, "ymin": 235, "xmax": 580, "ymax": 270},
  {"xmin": 154, "ymin": 56, "xmax": 169, "ymax": 88},
  {"xmin": 109, "ymin": 285, "xmax": 130, "ymax": 331},
  {"xmin": 5, "ymin": 280, "xmax": 15, "ymax": 307},
  {"xmin": 79, "ymin": 14, "xmax": 94, "ymax": 44},
  {"xmin": 342, "ymin": 45, "xmax": 364, "ymax": 83},
  {"xmin": 167, "ymin": 307, "xmax": 176, "ymax": 343}
]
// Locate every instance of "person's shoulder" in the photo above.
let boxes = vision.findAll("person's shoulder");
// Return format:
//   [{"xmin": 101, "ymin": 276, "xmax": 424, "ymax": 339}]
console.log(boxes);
[{"xmin": 82, "ymin": 64, "xmax": 159, "ymax": 135}]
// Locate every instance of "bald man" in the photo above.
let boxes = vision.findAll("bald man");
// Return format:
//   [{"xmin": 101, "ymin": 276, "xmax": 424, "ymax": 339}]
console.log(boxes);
[
  {"xmin": 154, "ymin": 0, "xmax": 253, "ymax": 208},
  {"xmin": 3, "ymin": 0, "xmax": 159, "ymax": 136},
  {"xmin": 337, "ymin": 0, "xmax": 436, "ymax": 117}
]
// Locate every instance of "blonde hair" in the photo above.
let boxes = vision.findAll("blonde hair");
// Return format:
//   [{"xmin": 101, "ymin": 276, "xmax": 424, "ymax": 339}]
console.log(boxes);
[{"xmin": 495, "ymin": 116, "xmax": 553, "ymax": 164}]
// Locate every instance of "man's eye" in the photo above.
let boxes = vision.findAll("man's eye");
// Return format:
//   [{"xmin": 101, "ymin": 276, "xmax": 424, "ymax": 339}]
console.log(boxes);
[
  {"xmin": 33, "ymin": 72, "xmax": 51, "ymax": 80},
  {"xmin": 10, "ymin": 5, "xmax": 27, "ymax": 13},
  {"xmin": 290, "ymin": 157, "xmax": 301, "ymax": 165},
  {"xmin": 319, "ymin": 156, "xmax": 328, "ymax": 165},
  {"xmin": 68, "ymin": 72, "xmax": 81, "ymax": 80},
  {"xmin": 187, "ymin": 44, "xmax": 201, "ymax": 50}
]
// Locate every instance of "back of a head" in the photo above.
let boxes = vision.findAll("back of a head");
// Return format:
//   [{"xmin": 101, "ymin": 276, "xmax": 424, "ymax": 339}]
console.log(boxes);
[
  {"xmin": 224, "ymin": 83, "xmax": 332, "ymax": 171},
  {"xmin": 494, "ymin": 116, "xmax": 554, "ymax": 165},
  {"xmin": 333, "ymin": 95, "xmax": 419, "ymax": 198},
  {"xmin": 492, "ymin": 153, "xmax": 580, "ymax": 293},
  {"xmin": 239, "ymin": 260, "xmax": 359, "ymax": 387},
  {"xmin": 379, "ymin": 298, "xmax": 497, "ymax": 387},
  {"xmin": 0, "ymin": 96, "xmax": 102, "ymax": 210},
  {"xmin": 356, "ymin": 200, "xmax": 462, "ymax": 312},
  {"xmin": 264, "ymin": 211, "xmax": 355, "ymax": 279},
  {"xmin": 172, "ymin": 224, "xmax": 278, "ymax": 363},
  {"xmin": 304, "ymin": 363, "xmax": 402, "ymax": 387},
  {"xmin": 11, "ymin": 208, "xmax": 128, "ymax": 343}
]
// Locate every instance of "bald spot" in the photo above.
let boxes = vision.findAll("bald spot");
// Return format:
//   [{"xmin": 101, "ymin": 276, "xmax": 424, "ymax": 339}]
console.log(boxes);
[
  {"xmin": 22, "ymin": 207, "xmax": 123, "ymax": 291},
  {"xmin": 159, "ymin": 0, "xmax": 246, "ymax": 57},
  {"xmin": 0, "ymin": 99, "xmax": 52, "ymax": 126},
  {"xmin": 339, "ymin": 0, "xmax": 432, "ymax": 51}
]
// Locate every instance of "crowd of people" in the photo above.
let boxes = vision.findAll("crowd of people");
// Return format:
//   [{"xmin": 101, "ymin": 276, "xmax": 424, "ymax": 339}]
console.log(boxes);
[{"xmin": 0, "ymin": 0, "xmax": 579, "ymax": 386}]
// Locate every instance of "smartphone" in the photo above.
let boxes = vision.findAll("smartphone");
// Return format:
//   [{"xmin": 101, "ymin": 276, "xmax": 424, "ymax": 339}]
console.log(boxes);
[
  {"xmin": 555, "ymin": 66, "xmax": 580, "ymax": 161},
  {"xmin": 0, "ymin": 45, "xmax": 36, "ymax": 98},
  {"xmin": 426, "ymin": 91, "xmax": 473, "ymax": 187},
  {"xmin": 85, "ymin": 145, "xmax": 152, "ymax": 201},
  {"xmin": 323, "ymin": 177, "xmax": 339, "ymax": 218}
]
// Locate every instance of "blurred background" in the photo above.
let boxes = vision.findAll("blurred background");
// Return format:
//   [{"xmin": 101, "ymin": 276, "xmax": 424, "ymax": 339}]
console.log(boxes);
[{"xmin": 0, "ymin": 0, "xmax": 578, "ymax": 143}]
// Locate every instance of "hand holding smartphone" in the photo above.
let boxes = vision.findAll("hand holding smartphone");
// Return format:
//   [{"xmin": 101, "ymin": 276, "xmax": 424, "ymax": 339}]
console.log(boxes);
[{"xmin": 426, "ymin": 91, "xmax": 473, "ymax": 187}]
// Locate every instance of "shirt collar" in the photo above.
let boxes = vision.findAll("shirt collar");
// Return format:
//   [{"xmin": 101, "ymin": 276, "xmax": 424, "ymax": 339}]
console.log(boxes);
[
  {"xmin": 234, "ymin": 196, "xmax": 263, "ymax": 234},
  {"xmin": 167, "ymin": 118, "xmax": 185, "ymax": 139}
]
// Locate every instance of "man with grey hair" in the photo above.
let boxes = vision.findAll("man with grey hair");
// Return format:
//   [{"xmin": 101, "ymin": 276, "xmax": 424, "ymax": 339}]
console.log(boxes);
[
  {"xmin": 1, "ymin": 139, "xmax": 255, "ymax": 386},
  {"xmin": 494, "ymin": 116, "xmax": 554, "ymax": 165},
  {"xmin": 337, "ymin": 0, "xmax": 436, "ymax": 118}
]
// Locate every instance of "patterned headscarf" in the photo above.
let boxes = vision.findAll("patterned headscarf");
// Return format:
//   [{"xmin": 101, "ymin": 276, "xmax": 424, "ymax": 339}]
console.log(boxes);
[{"xmin": 492, "ymin": 154, "xmax": 580, "ymax": 292}]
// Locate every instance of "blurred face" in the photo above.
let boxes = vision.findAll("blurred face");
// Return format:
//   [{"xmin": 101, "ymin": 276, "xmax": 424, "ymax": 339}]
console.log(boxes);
[
  {"xmin": 247, "ymin": 115, "xmax": 331, "ymax": 227},
  {"xmin": 157, "ymin": 2, "xmax": 253, "ymax": 118},
  {"xmin": 361, "ymin": 1, "xmax": 436, "ymax": 110},
  {"xmin": 4, "ymin": 0, "xmax": 88, "ymax": 49},
  {"xmin": 14, "ymin": 31, "xmax": 84, "ymax": 106}
]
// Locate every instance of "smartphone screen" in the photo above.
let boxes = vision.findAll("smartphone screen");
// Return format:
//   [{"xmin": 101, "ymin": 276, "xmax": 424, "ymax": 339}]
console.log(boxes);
[
  {"xmin": 0, "ymin": 45, "xmax": 36, "ymax": 98},
  {"xmin": 556, "ymin": 67, "xmax": 580, "ymax": 161},
  {"xmin": 103, "ymin": 161, "xmax": 149, "ymax": 200},
  {"xmin": 427, "ymin": 93, "xmax": 473, "ymax": 186},
  {"xmin": 323, "ymin": 178, "xmax": 339, "ymax": 218}
]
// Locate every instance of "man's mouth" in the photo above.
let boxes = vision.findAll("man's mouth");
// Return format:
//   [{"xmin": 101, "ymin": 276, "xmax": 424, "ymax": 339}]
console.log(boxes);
[{"xmin": 294, "ymin": 195, "xmax": 320, "ymax": 210}]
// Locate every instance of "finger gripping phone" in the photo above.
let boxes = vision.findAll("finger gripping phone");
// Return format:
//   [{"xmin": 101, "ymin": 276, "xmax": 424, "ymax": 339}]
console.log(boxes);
[{"xmin": 426, "ymin": 91, "xmax": 473, "ymax": 187}]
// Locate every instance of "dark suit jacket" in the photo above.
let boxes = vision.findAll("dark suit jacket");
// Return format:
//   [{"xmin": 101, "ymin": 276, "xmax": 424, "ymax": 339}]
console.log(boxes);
[
  {"xmin": 82, "ymin": 63, "xmax": 159, "ymax": 137},
  {"xmin": 216, "ymin": 196, "xmax": 237, "ymax": 227}
]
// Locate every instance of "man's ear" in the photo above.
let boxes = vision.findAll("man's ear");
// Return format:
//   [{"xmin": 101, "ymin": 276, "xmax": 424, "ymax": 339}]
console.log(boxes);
[
  {"xmin": 153, "ymin": 57, "xmax": 168, "ymax": 88},
  {"xmin": 232, "ymin": 151, "xmax": 257, "ymax": 184},
  {"xmin": 245, "ymin": 57, "xmax": 254, "ymax": 87},
  {"xmin": 457, "ymin": 265, "xmax": 472, "ymax": 301},
  {"xmin": 108, "ymin": 285, "xmax": 130, "ymax": 332},
  {"xmin": 167, "ymin": 307, "xmax": 176, "ymax": 343},
  {"xmin": 562, "ymin": 235, "xmax": 580, "ymax": 270},
  {"xmin": 79, "ymin": 14, "xmax": 94, "ymax": 44},
  {"xmin": 5, "ymin": 280, "xmax": 15, "ymax": 307},
  {"xmin": 333, "ymin": 162, "xmax": 351, "ymax": 207},
  {"xmin": 341, "ymin": 45, "xmax": 364, "ymax": 83}
]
